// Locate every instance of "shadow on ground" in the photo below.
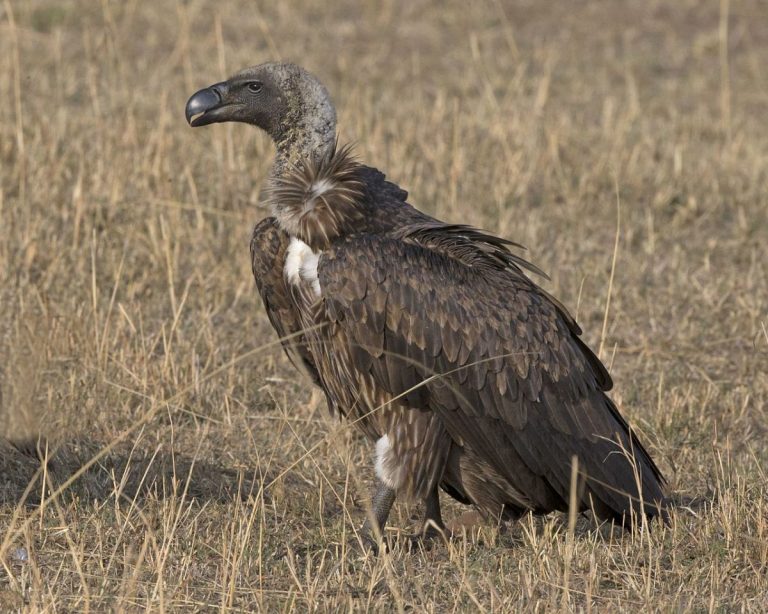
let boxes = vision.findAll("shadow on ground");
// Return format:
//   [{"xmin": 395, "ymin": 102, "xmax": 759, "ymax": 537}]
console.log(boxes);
[{"xmin": 0, "ymin": 437, "xmax": 266, "ymax": 507}]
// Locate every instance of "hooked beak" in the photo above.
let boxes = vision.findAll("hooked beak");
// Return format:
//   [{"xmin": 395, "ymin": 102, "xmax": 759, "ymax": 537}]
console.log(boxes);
[{"xmin": 185, "ymin": 82, "xmax": 237, "ymax": 127}]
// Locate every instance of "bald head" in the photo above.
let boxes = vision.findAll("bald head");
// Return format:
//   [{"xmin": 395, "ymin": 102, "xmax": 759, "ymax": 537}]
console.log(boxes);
[{"xmin": 185, "ymin": 62, "xmax": 337, "ymax": 173}]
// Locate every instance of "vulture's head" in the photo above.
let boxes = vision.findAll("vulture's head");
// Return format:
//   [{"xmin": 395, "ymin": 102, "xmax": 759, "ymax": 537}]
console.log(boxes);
[{"xmin": 185, "ymin": 62, "xmax": 336, "ymax": 163}]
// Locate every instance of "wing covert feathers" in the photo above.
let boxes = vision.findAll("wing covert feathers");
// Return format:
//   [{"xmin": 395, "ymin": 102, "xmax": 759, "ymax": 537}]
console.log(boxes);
[{"xmin": 318, "ymin": 232, "xmax": 667, "ymax": 522}]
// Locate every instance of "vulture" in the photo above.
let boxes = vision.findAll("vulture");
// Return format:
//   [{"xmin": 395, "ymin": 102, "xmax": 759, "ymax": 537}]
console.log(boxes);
[{"xmin": 185, "ymin": 62, "xmax": 668, "ymax": 547}]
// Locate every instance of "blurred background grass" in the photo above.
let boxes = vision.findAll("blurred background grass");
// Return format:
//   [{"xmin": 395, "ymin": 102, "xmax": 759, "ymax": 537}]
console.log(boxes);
[{"xmin": 1, "ymin": 0, "xmax": 767, "ymax": 610}]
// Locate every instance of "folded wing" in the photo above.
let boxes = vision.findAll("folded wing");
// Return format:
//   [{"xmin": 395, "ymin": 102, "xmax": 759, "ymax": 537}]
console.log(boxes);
[{"xmin": 319, "ymin": 230, "xmax": 667, "ymax": 521}]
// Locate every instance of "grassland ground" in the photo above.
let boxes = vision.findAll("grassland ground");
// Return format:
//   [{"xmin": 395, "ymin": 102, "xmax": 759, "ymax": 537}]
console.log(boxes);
[{"xmin": 1, "ymin": 0, "xmax": 767, "ymax": 610}]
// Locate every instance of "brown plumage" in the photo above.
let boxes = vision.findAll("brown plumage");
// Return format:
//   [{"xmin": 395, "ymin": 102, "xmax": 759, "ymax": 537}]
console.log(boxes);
[{"xmin": 187, "ymin": 62, "xmax": 668, "ymax": 546}]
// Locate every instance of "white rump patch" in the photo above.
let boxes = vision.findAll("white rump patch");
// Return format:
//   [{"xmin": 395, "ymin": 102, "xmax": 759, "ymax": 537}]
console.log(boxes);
[
  {"xmin": 284, "ymin": 237, "xmax": 322, "ymax": 297},
  {"xmin": 375, "ymin": 434, "xmax": 404, "ymax": 490}
]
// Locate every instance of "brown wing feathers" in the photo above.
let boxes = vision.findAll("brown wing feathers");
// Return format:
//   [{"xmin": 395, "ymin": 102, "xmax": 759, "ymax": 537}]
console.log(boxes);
[{"xmin": 319, "ymin": 231, "xmax": 667, "ymax": 521}]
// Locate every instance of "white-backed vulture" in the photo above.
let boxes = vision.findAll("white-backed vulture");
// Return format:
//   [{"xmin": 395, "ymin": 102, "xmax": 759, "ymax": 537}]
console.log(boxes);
[{"xmin": 185, "ymin": 62, "xmax": 667, "ymax": 549}]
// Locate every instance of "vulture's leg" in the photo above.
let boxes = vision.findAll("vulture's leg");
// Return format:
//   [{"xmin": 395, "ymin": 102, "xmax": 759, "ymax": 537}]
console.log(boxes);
[
  {"xmin": 402, "ymin": 486, "xmax": 451, "ymax": 551},
  {"xmin": 359, "ymin": 480, "xmax": 396, "ymax": 552},
  {"xmin": 420, "ymin": 486, "xmax": 449, "ymax": 538}
]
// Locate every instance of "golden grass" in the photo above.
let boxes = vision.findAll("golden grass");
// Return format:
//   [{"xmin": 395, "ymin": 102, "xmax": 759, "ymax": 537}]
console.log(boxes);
[{"xmin": 1, "ymin": 0, "xmax": 767, "ymax": 610}]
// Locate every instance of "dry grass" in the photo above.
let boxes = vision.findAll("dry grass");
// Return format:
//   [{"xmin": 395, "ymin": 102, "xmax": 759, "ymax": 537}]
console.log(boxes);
[{"xmin": 1, "ymin": 0, "xmax": 767, "ymax": 611}]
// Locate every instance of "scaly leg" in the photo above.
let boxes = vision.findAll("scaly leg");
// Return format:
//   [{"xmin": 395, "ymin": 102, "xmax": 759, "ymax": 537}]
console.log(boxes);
[{"xmin": 359, "ymin": 480, "xmax": 396, "ymax": 552}]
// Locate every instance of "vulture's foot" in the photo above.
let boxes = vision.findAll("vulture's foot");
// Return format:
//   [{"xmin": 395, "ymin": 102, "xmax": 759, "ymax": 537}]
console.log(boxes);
[
  {"xmin": 355, "ymin": 530, "xmax": 385, "ymax": 556},
  {"xmin": 349, "ymin": 524, "xmax": 451, "ymax": 556},
  {"xmin": 413, "ymin": 487, "xmax": 451, "ymax": 546},
  {"xmin": 334, "ymin": 533, "xmax": 380, "ymax": 558},
  {"xmin": 397, "ymin": 488, "xmax": 452, "ymax": 551},
  {"xmin": 349, "ymin": 484, "xmax": 452, "ymax": 554},
  {"xmin": 401, "ymin": 523, "xmax": 452, "ymax": 552}
]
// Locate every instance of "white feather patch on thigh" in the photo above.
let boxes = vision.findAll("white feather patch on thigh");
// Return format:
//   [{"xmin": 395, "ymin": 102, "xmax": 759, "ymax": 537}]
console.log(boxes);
[{"xmin": 375, "ymin": 435, "xmax": 405, "ymax": 490}]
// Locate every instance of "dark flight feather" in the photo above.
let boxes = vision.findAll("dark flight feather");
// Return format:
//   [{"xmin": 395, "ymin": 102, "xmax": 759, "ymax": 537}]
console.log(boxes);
[{"xmin": 313, "ymin": 204, "xmax": 667, "ymax": 521}]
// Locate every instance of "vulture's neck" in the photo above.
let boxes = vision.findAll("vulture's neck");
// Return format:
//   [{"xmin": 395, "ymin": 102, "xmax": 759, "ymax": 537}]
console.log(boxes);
[
  {"xmin": 270, "ymin": 92, "xmax": 337, "ymax": 180},
  {"xmin": 265, "ymin": 86, "xmax": 363, "ymax": 249},
  {"xmin": 271, "ymin": 127, "xmax": 335, "ymax": 179}
]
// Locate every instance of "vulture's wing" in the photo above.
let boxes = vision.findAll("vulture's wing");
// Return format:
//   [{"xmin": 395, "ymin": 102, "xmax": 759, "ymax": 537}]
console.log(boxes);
[
  {"xmin": 251, "ymin": 217, "xmax": 322, "ymax": 386},
  {"xmin": 319, "ymin": 230, "xmax": 666, "ymax": 519}
]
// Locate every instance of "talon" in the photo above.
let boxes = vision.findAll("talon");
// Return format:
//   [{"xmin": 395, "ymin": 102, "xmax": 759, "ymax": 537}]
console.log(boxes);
[
  {"xmin": 422, "ymin": 522, "xmax": 453, "ymax": 543},
  {"xmin": 341, "ymin": 533, "xmax": 382, "ymax": 557}
]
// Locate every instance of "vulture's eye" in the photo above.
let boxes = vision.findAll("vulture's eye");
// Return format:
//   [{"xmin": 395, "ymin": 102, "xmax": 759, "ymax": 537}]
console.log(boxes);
[{"xmin": 247, "ymin": 81, "xmax": 263, "ymax": 93}]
